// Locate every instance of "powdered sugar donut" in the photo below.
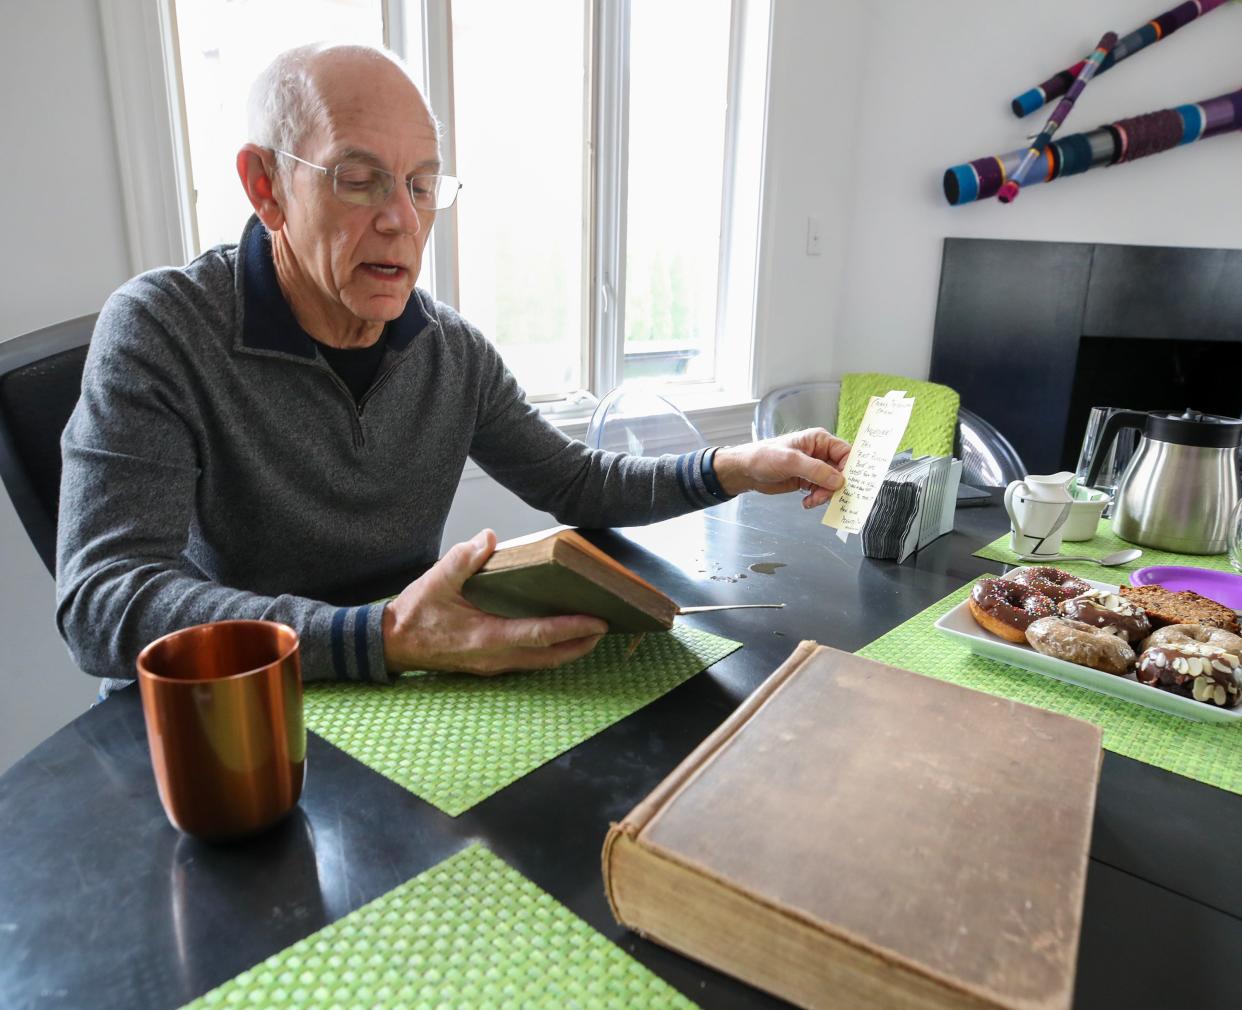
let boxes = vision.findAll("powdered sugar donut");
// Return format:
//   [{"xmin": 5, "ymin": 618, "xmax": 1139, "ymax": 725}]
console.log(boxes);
[
  {"xmin": 1140, "ymin": 624, "xmax": 1242, "ymax": 655},
  {"xmin": 1025, "ymin": 616, "xmax": 1135, "ymax": 677}
]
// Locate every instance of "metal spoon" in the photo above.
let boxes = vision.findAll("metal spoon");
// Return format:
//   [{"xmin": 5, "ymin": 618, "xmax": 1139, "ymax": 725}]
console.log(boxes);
[{"xmin": 1015, "ymin": 548, "xmax": 1143, "ymax": 567}]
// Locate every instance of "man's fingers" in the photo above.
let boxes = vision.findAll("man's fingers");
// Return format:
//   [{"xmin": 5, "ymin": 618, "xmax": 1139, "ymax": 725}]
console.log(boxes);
[
  {"xmin": 437, "ymin": 528, "xmax": 497, "ymax": 592},
  {"xmin": 471, "ymin": 634, "xmax": 606, "ymax": 675},
  {"xmin": 488, "ymin": 613, "xmax": 610, "ymax": 650},
  {"xmin": 791, "ymin": 428, "xmax": 851, "ymax": 469},
  {"xmin": 802, "ymin": 486, "xmax": 834, "ymax": 509},
  {"xmin": 786, "ymin": 450, "xmax": 844, "ymax": 492}
]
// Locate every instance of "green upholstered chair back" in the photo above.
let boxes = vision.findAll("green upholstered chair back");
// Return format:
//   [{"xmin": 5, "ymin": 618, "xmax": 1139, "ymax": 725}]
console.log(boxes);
[{"xmin": 835, "ymin": 373, "xmax": 960, "ymax": 457}]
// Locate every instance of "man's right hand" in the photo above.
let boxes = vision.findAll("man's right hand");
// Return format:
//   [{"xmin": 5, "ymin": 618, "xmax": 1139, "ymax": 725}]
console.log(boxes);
[{"xmin": 381, "ymin": 529, "xmax": 608, "ymax": 676}]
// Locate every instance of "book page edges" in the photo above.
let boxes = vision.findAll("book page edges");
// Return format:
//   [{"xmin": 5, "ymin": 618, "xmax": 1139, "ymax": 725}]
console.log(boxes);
[
  {"xmin": 554, "ymin": 530, "xmax": 670, "ymax": 599},
  {"xmin": 479, "ymin": 528, "xmax": 668, "ymax": 600},
  {"xmin": 605, "ymin": 834, "xmax": 1017, "ymax": 1010},
  {"xmin": 552, "ymin": 536, "xmax": 677, "ymax": 626},
  {"xmin": 476, "ymin": 529, "xmax": 676, "ymax": 625}
]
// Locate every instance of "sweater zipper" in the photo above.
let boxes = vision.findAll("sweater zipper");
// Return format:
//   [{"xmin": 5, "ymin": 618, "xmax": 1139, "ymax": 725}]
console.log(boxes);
[{"xmin": 325, "ymin": 355, "xmax": 410, "ymax": 450}]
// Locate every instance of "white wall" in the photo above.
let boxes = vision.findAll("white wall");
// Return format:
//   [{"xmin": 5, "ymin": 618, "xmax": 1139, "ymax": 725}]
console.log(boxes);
[
  {"xmin": 825, "ymin": 0, "xmax": 1242, "ymax": 379},
  {"xmin": 0, "ymin": 0, "xmax": 132, "ymax": 773},
  {"xmin": 750, "ymin": 0, "xmax": 866, "ymax": 396}
]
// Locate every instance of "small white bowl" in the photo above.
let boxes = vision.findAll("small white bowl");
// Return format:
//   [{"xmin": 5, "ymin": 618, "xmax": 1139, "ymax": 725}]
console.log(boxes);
[{"xmin": 1062, "ymin": 490, "xmax": 1112, "ymax": 541}]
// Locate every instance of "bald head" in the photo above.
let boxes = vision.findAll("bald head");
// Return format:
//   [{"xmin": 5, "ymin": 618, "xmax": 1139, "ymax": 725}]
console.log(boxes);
[{"xmin": 246, "ymin": 43, "xmax": 439, "ymax": 164}]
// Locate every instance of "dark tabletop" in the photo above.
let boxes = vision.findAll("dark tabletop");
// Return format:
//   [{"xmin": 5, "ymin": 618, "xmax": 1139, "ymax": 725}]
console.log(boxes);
[{"xmin": 1, "ymin": 494, "xmax": 1239, "ymax": 1010}]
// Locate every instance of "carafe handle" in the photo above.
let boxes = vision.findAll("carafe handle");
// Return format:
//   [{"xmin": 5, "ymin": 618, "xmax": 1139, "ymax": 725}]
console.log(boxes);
[
  {"xmin": 1003, "ymin": 479, "xmax": 1028, "ymax": 532},
  {"xmin": 1084, "ymin": 410, "xmax": 1148, "ymax": 490}
]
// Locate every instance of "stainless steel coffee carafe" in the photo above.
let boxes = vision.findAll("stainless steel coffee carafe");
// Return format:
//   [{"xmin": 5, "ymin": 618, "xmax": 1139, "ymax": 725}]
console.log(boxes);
[{"xmin": 1084, "ymin": 409, "xmax": 1242, "ymax": 555}]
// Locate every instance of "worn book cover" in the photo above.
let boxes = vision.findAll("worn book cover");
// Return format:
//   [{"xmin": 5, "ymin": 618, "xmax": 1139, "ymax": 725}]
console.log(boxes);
[
  {"xmin": 603, "ymin": 642, "xmax": 1103, "ymax": 1010},
  {"xmin": 462, "ymin": 528, "xmax": 678, "ymax": 632}
]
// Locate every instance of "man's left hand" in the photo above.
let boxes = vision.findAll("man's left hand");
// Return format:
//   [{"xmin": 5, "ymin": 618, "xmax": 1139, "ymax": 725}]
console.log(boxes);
[{"xmin": 712, "ymin": 429, "xmax": 850, "ymax": 510}]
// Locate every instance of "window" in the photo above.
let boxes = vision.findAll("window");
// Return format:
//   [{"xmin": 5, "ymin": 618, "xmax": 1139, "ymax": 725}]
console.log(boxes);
[
  {"xmin": 171, "ymin": 0, "xmax": 771, "ymax": 406},
  {"xmin": 623, "ymin": 1, "xmax": 731, "ymax": 387},
  {"xmin": 174, "ymin": 0, "xmax": 385, "ymax": 252},
  {"xmin": 434, "ymin": 0, "xmax": 589, "ymax": 398}
]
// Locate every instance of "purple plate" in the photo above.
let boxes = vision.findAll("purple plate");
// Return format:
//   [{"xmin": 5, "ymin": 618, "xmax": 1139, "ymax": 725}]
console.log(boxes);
[{"xmin": 1129, "ymin": 565, "xmax": 1242, "ymax": 610}]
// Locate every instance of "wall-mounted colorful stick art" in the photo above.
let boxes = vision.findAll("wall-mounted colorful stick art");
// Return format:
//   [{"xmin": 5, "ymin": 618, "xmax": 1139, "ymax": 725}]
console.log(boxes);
[
  {"xmin": 998, "ymin": 31, "xmax": 1117, "ymax": 203},
  {"xmin": 1010, "ymin": 0, "xmax": 1232, "ymax": 117},
  {"xmin": 944, "ymin": 87, "xmax": 1242, "ymax": 205}
]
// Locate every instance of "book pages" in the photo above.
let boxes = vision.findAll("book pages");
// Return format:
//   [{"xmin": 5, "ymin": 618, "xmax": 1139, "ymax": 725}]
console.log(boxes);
[{"xmin": 822, "ymin": 391, "xmax": 915, "ymax": 541}]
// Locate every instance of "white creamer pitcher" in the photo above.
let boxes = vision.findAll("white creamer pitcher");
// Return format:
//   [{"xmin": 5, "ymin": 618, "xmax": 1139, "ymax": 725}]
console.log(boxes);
[{"xmin": 1004, "ymin": 471, "xmax": 1074, "ymax": 558}]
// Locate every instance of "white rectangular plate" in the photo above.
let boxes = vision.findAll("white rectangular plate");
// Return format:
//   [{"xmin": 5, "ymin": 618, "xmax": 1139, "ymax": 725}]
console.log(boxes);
[{"xmin": 934, "ymin": 569, "xmax": 1242, "ymax": 725}]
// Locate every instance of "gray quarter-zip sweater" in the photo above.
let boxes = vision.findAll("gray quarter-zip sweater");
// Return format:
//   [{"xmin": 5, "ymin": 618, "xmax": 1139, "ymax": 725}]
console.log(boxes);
[{"xmin": 56, "ymin": 217, "xmax": 727, "ymax": 685}]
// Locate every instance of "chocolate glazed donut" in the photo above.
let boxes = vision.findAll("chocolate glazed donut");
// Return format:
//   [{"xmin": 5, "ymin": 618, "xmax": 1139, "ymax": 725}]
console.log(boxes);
[
  {"xmin": 968, "ymin": 578, "xmax": 1057, "ymax": 643},
  {"xmin": 1136, "ymin": 643, "xmax": 1242, "ymax": 708},
  {"xmin": 1060, "ymin": 589, "xmax": 1152, "ymax": 643},
  {"xmin": 1009, "ymin": 567, "xmax": 1091, "ymax": 603}
]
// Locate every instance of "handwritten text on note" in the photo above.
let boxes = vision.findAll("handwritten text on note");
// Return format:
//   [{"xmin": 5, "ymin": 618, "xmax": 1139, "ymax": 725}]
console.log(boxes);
[{"xmin": 821, "ymin": 390, "xmax": 915, "ymax": 541}]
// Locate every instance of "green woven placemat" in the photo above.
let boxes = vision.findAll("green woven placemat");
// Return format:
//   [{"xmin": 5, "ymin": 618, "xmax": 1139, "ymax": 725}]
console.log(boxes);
[
  {"xmin": 305, "ymin": 625, "xmax": 740, "ymax": 816},
  {"xmin": 182, "ymin": 843, "xmax": 698, "ymax": 1010},
  {"xmin": 975, "ymin": 519, "xmax": 1235, "ymax": 582},
  {"xmin": 857, "ymin": 584, "xmax": 1242, "ymax": 795}
]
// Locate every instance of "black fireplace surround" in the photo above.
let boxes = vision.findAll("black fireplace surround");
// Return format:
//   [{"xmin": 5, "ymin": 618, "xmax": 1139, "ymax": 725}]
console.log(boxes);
[{"xmin": 930, "ymin": 238, "xmax": 1242, "ymax": 475}]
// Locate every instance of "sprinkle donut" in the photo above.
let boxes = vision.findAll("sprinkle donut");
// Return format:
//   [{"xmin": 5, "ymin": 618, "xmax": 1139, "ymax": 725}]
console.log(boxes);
[
  {"xmin": 1008, "ymin": 567, "xmax": 1091, "ymax": 603},
  {"xmin": 968, "ymin": 577, "xmax": 1057, "ymax": 643}
]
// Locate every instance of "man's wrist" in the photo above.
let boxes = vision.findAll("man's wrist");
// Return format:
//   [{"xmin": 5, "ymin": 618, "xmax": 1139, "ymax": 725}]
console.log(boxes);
[
  {"xmin": 381, "ymin": 600, "xmax": 399, "ymax": 672},
  {"xmin": 706, "ymin": 445, "xmax": 743, "ymax": 499}
]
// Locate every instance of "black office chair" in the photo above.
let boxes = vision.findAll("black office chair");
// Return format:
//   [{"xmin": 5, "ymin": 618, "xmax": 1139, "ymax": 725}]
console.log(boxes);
[
  {"xmin": 955, "ymin": 405, "xmax": 1027, "ymax": 488},
  {"xmin": 0, "ymin": 314, "xmax": 96, "ymax": 576}
]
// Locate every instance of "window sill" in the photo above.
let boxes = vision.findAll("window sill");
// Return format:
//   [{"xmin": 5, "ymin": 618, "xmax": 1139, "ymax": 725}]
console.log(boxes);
[
  {"xmin": 547, "ymin": 390, "xmax": 756, "ymax": 438},
  {"xmin": 459, "ymin": 393, "xmax": 758, "ymax": 483}
]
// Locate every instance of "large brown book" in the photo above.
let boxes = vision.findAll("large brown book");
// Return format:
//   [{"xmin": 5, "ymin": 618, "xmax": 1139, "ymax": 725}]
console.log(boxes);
[
  {"xmin": 603, "ymin": 642, "xmax": 1103, "ymax": 1010},
  {"xmin": 461, "ymin": 527, "xmax": 678, "ymax": 632}
]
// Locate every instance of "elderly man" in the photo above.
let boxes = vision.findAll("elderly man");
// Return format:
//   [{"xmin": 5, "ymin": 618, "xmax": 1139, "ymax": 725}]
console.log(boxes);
[{"xmin": 56, "ymin": 43, "xmax": 848, "ymax": 688}]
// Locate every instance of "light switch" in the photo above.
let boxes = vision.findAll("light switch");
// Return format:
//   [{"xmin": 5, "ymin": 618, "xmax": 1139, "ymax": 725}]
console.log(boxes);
[{"xmin": 806, "ymin": 216, "xmax": 822, "ymax": 256}]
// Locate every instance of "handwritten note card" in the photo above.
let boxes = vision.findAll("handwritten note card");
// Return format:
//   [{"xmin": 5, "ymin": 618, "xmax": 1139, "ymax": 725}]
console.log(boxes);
[{"xmin": 822, "ymin": 390, "xmax": 915, "ymax": 541}]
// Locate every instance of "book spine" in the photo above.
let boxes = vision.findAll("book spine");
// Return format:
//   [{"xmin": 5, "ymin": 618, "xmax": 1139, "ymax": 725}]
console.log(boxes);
[
  {"xmin": 625, "ymin": 639, "xmax": 820, "ymax": 833},
  {"xmin": 603, "ymin": 639, "xmax": 821, "ymax": 921}
]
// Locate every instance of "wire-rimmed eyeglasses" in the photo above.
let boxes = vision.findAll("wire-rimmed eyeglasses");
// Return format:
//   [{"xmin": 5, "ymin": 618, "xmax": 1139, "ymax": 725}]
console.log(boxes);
[{"xmin": 274, "ymin": 150, "xmax": 462, "ymax": 211}]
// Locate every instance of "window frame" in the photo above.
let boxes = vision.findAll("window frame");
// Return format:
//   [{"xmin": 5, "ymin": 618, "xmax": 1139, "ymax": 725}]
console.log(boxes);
[
  {"xmin": 396, "ymin": 0, "xmax": 768, "ymax": 407},
  {"xmin": 99, "ymin": 0, "xmax": 198, "ymax": 275},
  {"xmin": 102, "ymin": 0, "xmax": 770, "ymax": 421}
]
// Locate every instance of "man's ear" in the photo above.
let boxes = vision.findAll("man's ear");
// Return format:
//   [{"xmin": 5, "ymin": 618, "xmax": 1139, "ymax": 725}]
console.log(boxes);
[{"xmin": 236, "ymin": 145, "xmax": 285, "ymax": 230}]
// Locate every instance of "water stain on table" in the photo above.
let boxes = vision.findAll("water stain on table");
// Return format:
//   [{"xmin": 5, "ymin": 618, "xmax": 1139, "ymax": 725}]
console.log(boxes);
[{"xmin": 749, "ymin": 561, "xmax": 787, "ymax": 576}]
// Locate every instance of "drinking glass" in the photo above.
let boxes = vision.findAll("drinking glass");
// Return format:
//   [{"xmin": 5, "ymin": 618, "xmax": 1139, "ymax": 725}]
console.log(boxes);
[
  {"xmin": 1075, "ymin": 406, "xmax": 1140, "ymax": 517},
  {"xmin": 1230, "ymin": 498, "xmax": 1242, "ymax": 573},
  {"xmin": 137, "ymin": 620, "xmax": 305, "ymax": 841}
]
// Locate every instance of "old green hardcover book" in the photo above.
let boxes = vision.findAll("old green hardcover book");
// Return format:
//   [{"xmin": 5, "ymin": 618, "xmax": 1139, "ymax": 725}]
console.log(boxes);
[{"xmin": 462, "ymin": 528, "xmax": 678, "ymax": 633}]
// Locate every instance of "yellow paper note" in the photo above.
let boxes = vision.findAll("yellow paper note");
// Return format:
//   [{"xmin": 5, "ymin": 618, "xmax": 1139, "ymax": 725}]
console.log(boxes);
[{"xmin": 822, "ymin": 390, "xmax": 915, "ymax": 541}]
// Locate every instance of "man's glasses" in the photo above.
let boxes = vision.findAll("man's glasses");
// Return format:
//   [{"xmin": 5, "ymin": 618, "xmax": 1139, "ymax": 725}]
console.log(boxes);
[{"xmin": 274, "ymin": 150, "xmax": 462, "ymax": 211}]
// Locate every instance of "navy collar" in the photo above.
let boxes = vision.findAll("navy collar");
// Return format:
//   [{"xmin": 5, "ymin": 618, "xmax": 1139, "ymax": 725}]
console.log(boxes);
[{"xmin": 237, "ymin": 215, "xmax": 431, "ymax": 359}]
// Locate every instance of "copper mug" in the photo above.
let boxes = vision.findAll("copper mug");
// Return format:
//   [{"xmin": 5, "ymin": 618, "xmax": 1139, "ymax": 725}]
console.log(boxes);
[{"xmin": 137, "ymin": 620, "xmax": 306, "ymax": 841}]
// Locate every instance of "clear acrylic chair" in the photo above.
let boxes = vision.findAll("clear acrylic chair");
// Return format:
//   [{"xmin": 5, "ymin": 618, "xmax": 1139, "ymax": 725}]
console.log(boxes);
[
  {"xmin": 752, "ymin": 381, "xmax": 842, "ymax": 440},
  {"xmin": 585, "ymin": 387, "xmax": 707, "ymax": 455},
  {"xmin": 955, "ymin": 406, "xmax": 1027, "ymax": 487}
]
